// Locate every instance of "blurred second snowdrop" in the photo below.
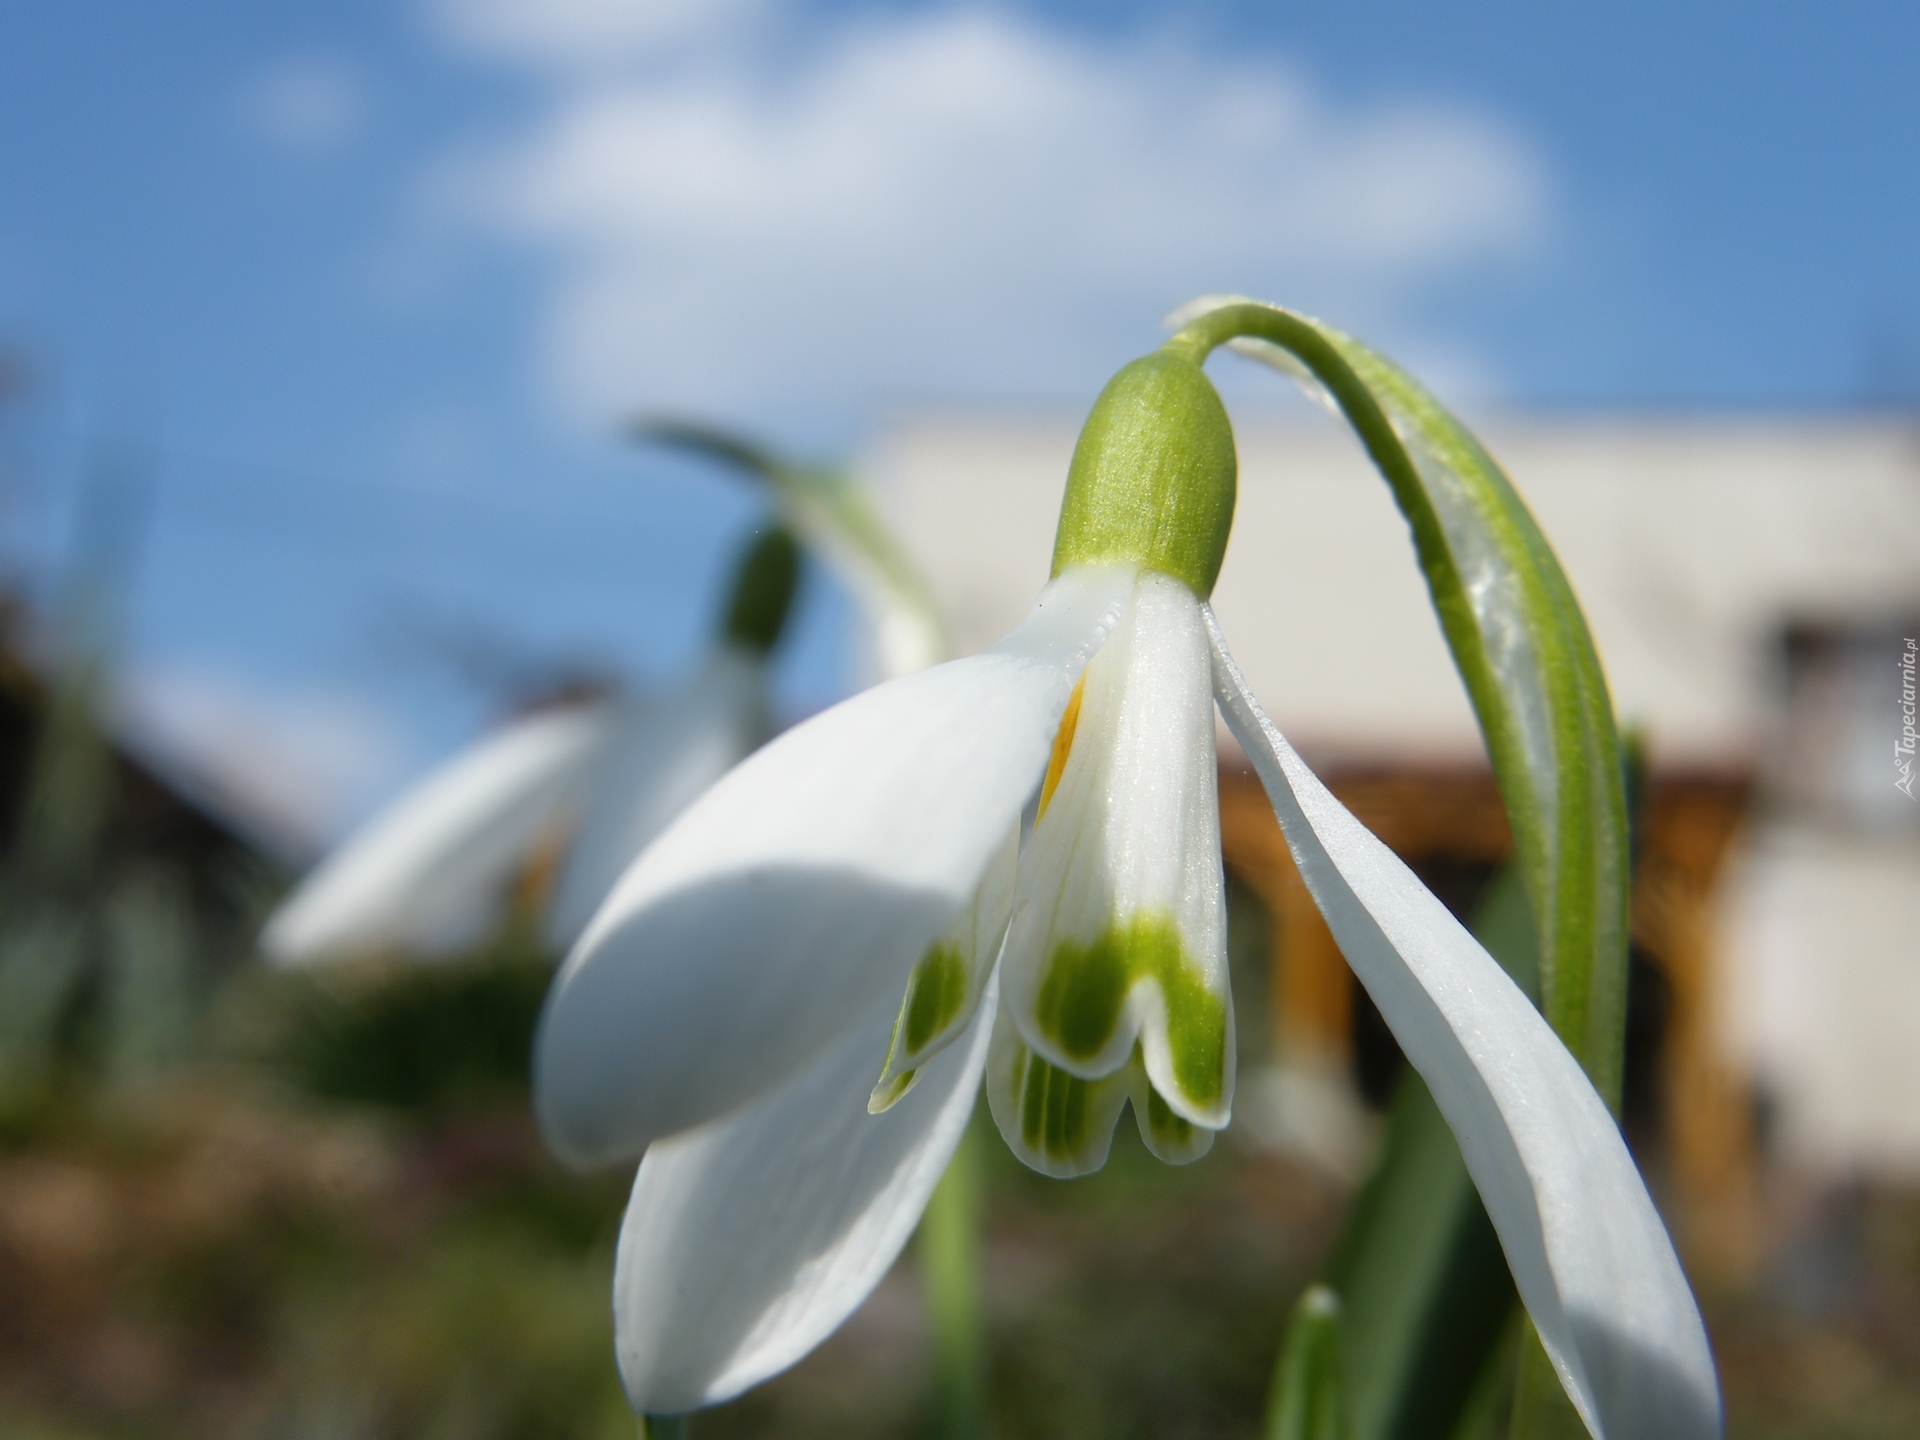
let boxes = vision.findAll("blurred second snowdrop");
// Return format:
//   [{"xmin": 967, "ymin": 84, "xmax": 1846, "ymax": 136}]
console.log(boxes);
[
  {"xmin": 259, "ymin": 522, "xmax": 795, "ymax": 967},
  {"xmin": 261, "ymin": 423, "xmax": 942, "ymax": 970}
]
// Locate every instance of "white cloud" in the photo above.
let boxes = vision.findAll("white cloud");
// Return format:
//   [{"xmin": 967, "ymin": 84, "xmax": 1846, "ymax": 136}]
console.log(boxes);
[
  {"xmin": 246, "ymin": 56, "xmax": 366, "ymax": 152},
  {"xmin": 428, "ymin": 4, "xmax": 1549, "ymax": 426},
  {"xmin": 432, "ymin": 0, "xmax": 764, "ymax": 69},
  {"xmin": 114, "ymin": 665, "xmax": 416, "ymax": 858}
]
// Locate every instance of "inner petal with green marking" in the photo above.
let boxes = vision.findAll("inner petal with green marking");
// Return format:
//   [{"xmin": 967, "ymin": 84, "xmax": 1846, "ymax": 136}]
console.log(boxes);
[
  {"xmin": 869, "ymin": 823, "xmax": 1019, "ymax": 1113},
  {"xmin": 987, "ymin": 1006, "xmax": 1214, "ymax": 1177},
  {"xmin": 998, "ymin": 568, "xmax": 1236, "ymax": 1145},
  {"xmin": 985, "ymin": 997, "xmax": 1133, "ymax": 1179},
  {"xmin": 1032, "ymin": 912, "xmax": 1230, "ymax": 1116}
]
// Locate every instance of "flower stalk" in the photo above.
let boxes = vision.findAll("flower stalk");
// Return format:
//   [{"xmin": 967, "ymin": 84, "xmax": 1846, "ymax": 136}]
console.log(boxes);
[
  {"xmin": 921, "ymin": 1122, "xmax": 987, "ymax": 1440},
  {"xmin": 1163, "ymin": 301, "xmax": 1629, "ymax": 1108}
]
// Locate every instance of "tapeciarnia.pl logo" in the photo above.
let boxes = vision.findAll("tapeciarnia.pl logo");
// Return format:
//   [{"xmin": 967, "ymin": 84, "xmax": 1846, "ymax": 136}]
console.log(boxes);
[{"xmin": 1899, "ymin": 637, "xmax": 1917, "ymax": 800}]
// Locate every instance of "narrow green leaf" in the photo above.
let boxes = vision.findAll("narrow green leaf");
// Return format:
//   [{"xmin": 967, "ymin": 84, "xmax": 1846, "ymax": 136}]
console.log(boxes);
[
  {"xmin": 1447, "ymin": 1316, "xmax": 1522, "ymax": 1440},
  {"xmin": 1508, "ymin": 1325, "xmax": 1591, "ymax": 1440},
  {"xmin": 1267, "ymin": 1285, "xmax": 1352, "ymax": 1440},
  {"xmin": 1323, "ymin": 868, "xmax": 1534, "ymax": 1440},
  {"xmin": 1166, "ymin": 298, "xmax": 1630, "ymax": 1106},
  {"xmin": 636, "ymin": 419, "xmax": 949, "ymax": 676}
]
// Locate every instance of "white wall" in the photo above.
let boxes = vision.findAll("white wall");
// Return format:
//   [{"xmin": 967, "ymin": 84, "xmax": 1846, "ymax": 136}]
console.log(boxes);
[{"xmin": 868, "ymin": 411, "xmax": 1920, "ymax": 767}]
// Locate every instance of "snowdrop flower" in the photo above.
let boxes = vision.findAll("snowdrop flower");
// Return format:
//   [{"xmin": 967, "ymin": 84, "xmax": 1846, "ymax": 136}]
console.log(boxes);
[
  {"xmin": 537, "ymin": 348, "xmax": 1720, "ymax": 1438},
  {"xmin": 260, "ymin": 524, "xmax": 798, "ymax": 965}
]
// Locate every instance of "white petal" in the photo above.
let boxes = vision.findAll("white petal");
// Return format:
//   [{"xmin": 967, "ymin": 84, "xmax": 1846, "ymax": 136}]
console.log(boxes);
[
  {"xmin": 984, "ymin": 994, "xmax": 1131, "ymax": 1179},
  {"xmin": 615, "ymin": 972, "xmax": 996, "ymax": 1414},
  {"xmin": 260, "ymin": 703, "xmax": 614, "ymax": 966},
  {"xmin": 985, "ymin": 1013, "xmax": 1213, "ymax": 1178},
  {"xmin": 535, "ymin": 566, "xmax": 1134, "ymax": 1167},
  {"xmin": 1124, "ymin": 1055, "xmax": 1216, "ymax": 1166},
  {"xmin": 870, "ymin": 822, "xmax": 1018, "ymax": 1112},
  {"xmin": 1000, "ymin": 572, "xmax": 1234, "ymax": 1129},
  {"xmin": 1206, "ymin": 610, "xmax": 1720, "ymax": 1440},
  {"xmin": 544, "ymin": 650, "xmax": 767, "ymax": 950}
]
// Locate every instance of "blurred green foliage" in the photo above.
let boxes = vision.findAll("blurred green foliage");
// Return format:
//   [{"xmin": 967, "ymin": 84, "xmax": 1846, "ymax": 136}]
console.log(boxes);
[
  {"xmin": 0, "ymin": 678, "xmax": 1913, "ymax": 1440},
  {"xmin": 276, "ymin": 941, "xmax": 555, "ymax": 1116}
]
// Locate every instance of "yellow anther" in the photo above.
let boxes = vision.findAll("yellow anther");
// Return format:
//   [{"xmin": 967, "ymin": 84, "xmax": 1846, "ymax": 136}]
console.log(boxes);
[{"xmin": 1037, "ymin": 674, "xmax": 1086, "ymax": 820}]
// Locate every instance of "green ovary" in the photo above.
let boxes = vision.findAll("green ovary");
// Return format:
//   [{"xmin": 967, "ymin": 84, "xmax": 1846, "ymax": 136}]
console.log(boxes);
[{"xmin": 1031, "ymin": 913, "xmax": 1227, "ymax": 1110}]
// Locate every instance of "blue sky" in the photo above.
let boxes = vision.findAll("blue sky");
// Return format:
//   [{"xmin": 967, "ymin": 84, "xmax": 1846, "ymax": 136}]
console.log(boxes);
[{"xmin": 0, "ymin": 0, "xmax": 1912, "ymax": 844}]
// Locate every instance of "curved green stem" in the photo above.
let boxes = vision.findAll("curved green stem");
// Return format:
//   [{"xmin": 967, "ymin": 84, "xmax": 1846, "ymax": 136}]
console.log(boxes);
[
  {"xmin": 1172, "ymin": 300, "xmax": 1636, "ymax": 1440},
  {"xmin": 1166, "ymin": 302, "xmax": 1628, "ymax": 1107}
]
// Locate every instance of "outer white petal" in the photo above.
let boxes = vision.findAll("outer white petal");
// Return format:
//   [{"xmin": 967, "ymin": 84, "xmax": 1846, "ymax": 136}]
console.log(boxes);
[
  {"xmin": 260, "ymin": 702, "xmax": 614, "ymax": 966},
  {"xmin": 535, "ymin": 566, "xmax": 1134, "ymax": 1167},
  {"xmin": 615, "ymin": 973, "xmax": 996, "ymax": 1414},
  {"xmin": 543, "ymin": 649, "xmax": 767, "ymax": 950},
  {"xmin": 1001, "ymin": 572, "xmax": 1234, "ymax": 1129},
  {"xmin": 1206, "ymin": 610, "xmax": 1719, "ymax": 1440}
]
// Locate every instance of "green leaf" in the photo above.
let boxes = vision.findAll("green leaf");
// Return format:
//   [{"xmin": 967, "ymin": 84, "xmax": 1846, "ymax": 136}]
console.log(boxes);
[
  {"xmin": 1165, "ymin": 298, "xmax": 1630, "ymax": 1108},
  {"xmin": 1445, "ymin": 1315, "xmax": 1522, "ymax": 1440},
  {"xmin": 1267, "ymin": 1286, "xmax": 1352, "ymax": 1440},
  {"xmin": 636, "ymin": 419, "xmax": 949, "ymax": 676},
  {"xmin": 1507, "ymin": 1323, "xmax": 1592, "ymax": 1440},
  {"xmin": 1321, "ymin": 868, "xmax": 1534, "ymax": 1440}
]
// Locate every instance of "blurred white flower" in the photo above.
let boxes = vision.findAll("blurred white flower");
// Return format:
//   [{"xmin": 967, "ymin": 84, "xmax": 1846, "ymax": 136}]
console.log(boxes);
[
  {"xmin": 261, "ymin": 410, "xmax": 948, "ymax": 968},
  {"xmin": 259, "ymin": 646, "xmax": 767, "ymax": 964},
  {"xmin": 262, "ymin": 413, "xmax": 949, "ymax": 967}
]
